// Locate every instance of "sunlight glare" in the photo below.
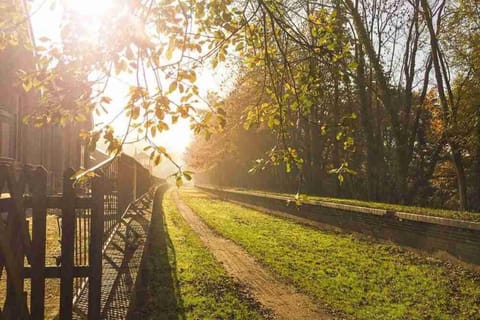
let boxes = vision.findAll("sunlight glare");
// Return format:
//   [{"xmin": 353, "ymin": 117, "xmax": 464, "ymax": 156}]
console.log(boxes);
[{"xmin": 64, "ymin": 0, "xmax": 115, "ymax": 16}]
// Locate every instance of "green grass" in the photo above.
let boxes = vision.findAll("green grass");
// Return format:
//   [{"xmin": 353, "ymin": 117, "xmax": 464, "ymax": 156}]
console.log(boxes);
[
  {"xmin": 180, "ymin": 188, "xmax": 480, "ymax": 320},
  {"xmin": 222, "ymin": 186, "xmax": 480, "ymax": 223},
  {"xmin": 134, "ymin": 189, "xmax": 266, "ymax": 319}
]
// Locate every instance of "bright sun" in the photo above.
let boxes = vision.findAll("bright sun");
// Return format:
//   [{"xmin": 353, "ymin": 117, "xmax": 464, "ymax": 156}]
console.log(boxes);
[
  {"xmin": 32, "ymin": 0, "xmax": 195, "ymax": 159},
  {"xmin": 64, "ymin": 0, "xmax": 115, "ymax": 16},
  {"xmin": 94, "ymin": 77, "xmax": 194, "ymax": 160}
]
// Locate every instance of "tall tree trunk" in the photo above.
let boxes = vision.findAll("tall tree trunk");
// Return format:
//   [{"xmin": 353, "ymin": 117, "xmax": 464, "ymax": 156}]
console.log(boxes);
[
  {"xmin": 343, "ymin": 0, "xmax": 410, "ymax": 202},
  {"xmin": 451, "ymin": 145, "xmax": 468, "ymax": 210},
  {"xmin": 475, "ymin": 105, "xmax": 480, "ymax": 210},
  {"xmin": 355, "ymin": 44, "xmax": 385, "ymax": 201},
  {"xmin": 332, "ymin": 70, "xmax": 342, "ymax": 197},
  {"xmin": 420, "ymin": 0, "xmax": 468, "ymax": 210}
]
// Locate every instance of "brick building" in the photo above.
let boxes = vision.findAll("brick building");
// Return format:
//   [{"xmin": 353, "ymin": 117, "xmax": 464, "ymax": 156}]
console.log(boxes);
[{"xmin": 0, "ymin": 1, "xmax": 91, "ymax": 192}]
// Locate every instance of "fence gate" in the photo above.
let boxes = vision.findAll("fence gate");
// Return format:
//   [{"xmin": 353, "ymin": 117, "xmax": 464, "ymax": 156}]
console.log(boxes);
[{"xmin": 0, "ymin": 155, "xmax": 151, "ymax": 319}]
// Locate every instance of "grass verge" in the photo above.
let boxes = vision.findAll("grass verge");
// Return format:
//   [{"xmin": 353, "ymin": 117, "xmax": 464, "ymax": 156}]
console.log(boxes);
[
  {"xmin": 181, "ymin": 188, "xmax": 480, "ymax": 320},
  {"xmin": 131, "ymin": 188, "xmax": 267, "ymax": 319}
]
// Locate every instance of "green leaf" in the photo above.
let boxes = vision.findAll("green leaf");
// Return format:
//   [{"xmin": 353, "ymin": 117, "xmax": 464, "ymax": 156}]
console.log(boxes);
[
  {"xmin": 22, "ymin": 78, "xmax": 32, "ymax": 92},
  {"xmin": 285, "ymin": 161, "xmax": 291, "ymax": 173},
  {"xmin": 168, "ymin": 81, "xmax": 177, "ymax": 94},
  {"xmin": 166, "ymin": 37, "xmax": 175, "ymax": 60},
  {"xmin": 131, "ymin": 107, "xmax": 140, "ymax": 120},
  {"xmin": 154, "ymin": 154, "xmax": 162, "ymax": 166},
  {"xmin": 183, "ymin": 172, "xmax": 192, "ymax": 181},
  {"xmin": 101, "ymin": 96, "xmax": 112, "ymax": 104},
  {"xmin": 294, "ymin": 192, "xmax": 302, "ymax": 206},
  {"xmin": 235, "ymin": 42, "xmax": 245, "ymax": 51},
  {"xmin": 74, "ymin": 113, "xmax": 87, "ymax": 122},
  {"xmin": 176, "ymin": 175, "xmax": 183, "ymax": 187},
  {"xmin": 189, "ymin": 71, "xmax": 197, "ymax": 82}
]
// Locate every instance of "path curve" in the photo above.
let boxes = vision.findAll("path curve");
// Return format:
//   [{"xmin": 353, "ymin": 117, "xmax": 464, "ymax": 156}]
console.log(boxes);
[{"xmin": 172, "ymin": 190, "xmax": 331, "ymax": 320}]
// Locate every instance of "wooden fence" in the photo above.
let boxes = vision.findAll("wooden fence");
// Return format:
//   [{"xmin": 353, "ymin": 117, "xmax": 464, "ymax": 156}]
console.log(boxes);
[{"xmin": 0, "ymin": 154, "xmax": 152, "ymax": 319}]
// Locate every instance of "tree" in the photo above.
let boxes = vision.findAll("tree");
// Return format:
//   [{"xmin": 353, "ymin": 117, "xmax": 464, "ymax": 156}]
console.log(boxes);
[{"xmin": 3, "ymin": 0, "xmax": 480, "ymax": 209}]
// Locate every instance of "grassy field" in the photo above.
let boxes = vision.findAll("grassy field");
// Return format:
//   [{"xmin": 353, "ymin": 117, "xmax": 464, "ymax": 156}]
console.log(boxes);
[
  {"xmin": 132, "ymin": 189, "xmax": 268, "ymax": 319},
  {"xmin": 181, "ymin": 188, "xmax": 480, "ymax": 320},
  {"xmin": 223, "ymin": 187, "xmax": 480, "ymax": 222}
]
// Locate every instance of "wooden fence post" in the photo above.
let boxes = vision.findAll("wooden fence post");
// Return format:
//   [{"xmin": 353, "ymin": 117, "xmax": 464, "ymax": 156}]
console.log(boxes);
[
  {"xmin": 30, "ymin": 167, "xmax": 47, "ymax": 320},
  {"xmin": 133, "ymin": 161, "xmax": 137, "ymax": 202},
  {"xmin": 118, "ymin": 156, "xmax": 132, "ymax": 214},
  {"xmin": 3, "ymin": 164, "xmax": 29, "ymax": 319},
  {"xmin": 88, "ymin": 176, "xmax": 104, "ymax": 319},
  {"xmin": 60, "ymin": 168, "xmax": 75, "ymax": 320}
]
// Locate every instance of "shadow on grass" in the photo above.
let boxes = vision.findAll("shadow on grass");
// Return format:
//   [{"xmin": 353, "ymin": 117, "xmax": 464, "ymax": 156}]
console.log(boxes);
[{"xmin": 127, "ymin": 187, "xmax": 184, "ymax": 320}]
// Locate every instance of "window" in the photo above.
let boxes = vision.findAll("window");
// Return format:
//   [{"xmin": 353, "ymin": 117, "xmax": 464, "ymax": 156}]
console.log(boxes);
[
  {"xmin": 0, "ymin": 107, "xmax": 15, "ymax": 158},
  {"xmin": 80, "ymin": 143, "xmax": 85, "ymax": 169}
]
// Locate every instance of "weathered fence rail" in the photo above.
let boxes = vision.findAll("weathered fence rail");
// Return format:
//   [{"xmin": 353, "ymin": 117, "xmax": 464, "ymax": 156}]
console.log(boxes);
[
  {"xmin": 0, "ymin": 154, "xmax": 154, "ymax": 319},
  {"xmin": 198, "ymin": 185, "xmax": 480, "ymax": 265}
]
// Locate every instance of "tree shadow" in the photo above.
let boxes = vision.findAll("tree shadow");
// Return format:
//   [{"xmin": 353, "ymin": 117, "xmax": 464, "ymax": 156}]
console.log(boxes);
[{"xmin": 127, "ymin": 188, "xmax": 184, "ymax": 320}]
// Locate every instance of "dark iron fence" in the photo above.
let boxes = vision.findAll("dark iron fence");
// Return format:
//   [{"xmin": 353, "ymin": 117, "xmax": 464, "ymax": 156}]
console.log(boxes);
[{"xmin": 0, "ymin": 153, "xmax": 154, "ymax": 319}]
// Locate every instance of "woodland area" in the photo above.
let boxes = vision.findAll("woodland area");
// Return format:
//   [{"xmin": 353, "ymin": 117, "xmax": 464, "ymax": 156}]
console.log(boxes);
[{"xmin": 187, "ymin": 0, "xmax": 480, "ymax": 211}]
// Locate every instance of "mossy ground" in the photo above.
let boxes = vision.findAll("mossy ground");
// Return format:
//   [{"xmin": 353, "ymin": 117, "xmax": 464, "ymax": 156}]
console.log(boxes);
[{"xmin": 181, "ymin": 188, "xmax": 480, "ymax": 320}]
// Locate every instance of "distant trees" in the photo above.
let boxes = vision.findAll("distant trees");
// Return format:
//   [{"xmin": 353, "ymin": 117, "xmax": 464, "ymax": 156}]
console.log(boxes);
[{"xmin": 187, "ymin": 0, "xmax": 480, "ymax": 210}]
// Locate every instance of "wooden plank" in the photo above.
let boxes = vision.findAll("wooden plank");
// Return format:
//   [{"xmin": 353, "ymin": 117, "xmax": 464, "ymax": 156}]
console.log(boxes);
[
  {"xmin": 88, "ymin": 177, "xmax": 105, "ymax": 320},
  {"xmin": 0, "ymin": 198, "xmax": 13, "ymax": 212},
  {"xmin": 0, "ymin": 224, "xmax": 29, "ymax": 319},
  {"xmin": 23, "ymin": 266, "xmax": 90, "ymax": 279},
  {"xmin": 12, "ymin": 195, "xmax": 93, "ymax": 210},
  {"xmin": 30, "ymin": 167, "xmax": 47, "ymax": 320},
  {"xmin": 74, "ymin": 197, "xmax": 94, "ymax": 210},
  {"xmin": 3, "ymin": 165, "xmax": 30, "ymax": 319},
  {"xmin": 0, "ymin": 162, "xmax": 8, "ymax": 193},
  {"xmin": 59, "ymin": 168, "xmax": 76, "ymax": 320},
  {"xmin": 0, "ymin": 249, "xmax": 4, "ymax": 280}
]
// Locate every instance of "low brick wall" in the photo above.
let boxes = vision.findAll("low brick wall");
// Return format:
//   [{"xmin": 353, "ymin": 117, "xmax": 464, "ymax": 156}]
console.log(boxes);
[{"xmin": 197, "ymin": 185, "xmax": 480, "ymax": 265}]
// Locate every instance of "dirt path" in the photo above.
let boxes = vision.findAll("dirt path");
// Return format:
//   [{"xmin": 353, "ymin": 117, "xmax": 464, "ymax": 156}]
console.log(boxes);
[{"xmin": 172, "ymin": 190, "xmax": 331, "ymax": 320}]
